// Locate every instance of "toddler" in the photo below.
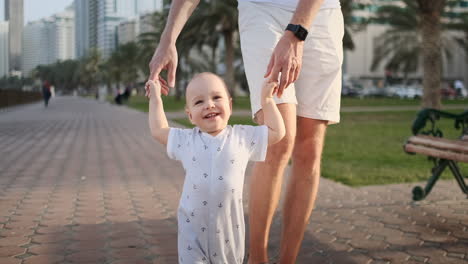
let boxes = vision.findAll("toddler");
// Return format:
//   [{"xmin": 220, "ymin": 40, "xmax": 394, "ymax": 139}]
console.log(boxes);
[{"xmin": 146, "ymin": 72, "xmax": 285, "ymax": 264}]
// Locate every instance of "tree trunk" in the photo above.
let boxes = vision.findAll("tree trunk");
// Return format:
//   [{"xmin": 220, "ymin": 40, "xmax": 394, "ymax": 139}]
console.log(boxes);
[
  {"xmin": 224, "ymin": 30, "xmax": 235, "ymax": 98},
  {"xmin": 418, "ymin": 0, "xmax": 445, "ymax": 109}
]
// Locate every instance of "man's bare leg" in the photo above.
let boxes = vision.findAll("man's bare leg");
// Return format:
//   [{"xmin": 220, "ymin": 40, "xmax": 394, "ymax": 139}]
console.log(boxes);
[
  {"xmin": 279, "ymin": 117, "xmax": 327, "ymax": 264},
  {"xmin": 248, "ymin": 104, "xmax": 297, "ymax": 264}
]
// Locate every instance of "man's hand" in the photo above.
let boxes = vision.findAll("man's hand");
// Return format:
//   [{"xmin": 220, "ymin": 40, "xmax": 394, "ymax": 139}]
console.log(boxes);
[
  {"xmin": 147, "ymin": 43, "xmax": 178, "ymax": 97},
  {"xmin": 264, "ymin": 31, "xmax": 304, "ymax": 98}
]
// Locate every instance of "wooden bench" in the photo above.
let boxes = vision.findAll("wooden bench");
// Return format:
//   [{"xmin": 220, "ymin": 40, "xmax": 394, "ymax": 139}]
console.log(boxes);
[{"xmin": 403, "ymin": 108, "xmax": 468, "ymax": 201}]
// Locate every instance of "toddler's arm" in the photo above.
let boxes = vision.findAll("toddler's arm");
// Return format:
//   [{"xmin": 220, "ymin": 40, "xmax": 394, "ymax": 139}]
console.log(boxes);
[
  {"xmin": 261, "ymin": 81, "xmax": 286, "ymax": 145},
  {"xmin": 147, "ymin": 80, "xmax": 170, "ymax": 145}
]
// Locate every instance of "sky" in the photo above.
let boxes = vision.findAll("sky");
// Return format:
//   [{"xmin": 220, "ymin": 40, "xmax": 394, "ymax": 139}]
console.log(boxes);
[{"xmin": 0, "ymin": 0, "xmax": 74, "ymax": 25}]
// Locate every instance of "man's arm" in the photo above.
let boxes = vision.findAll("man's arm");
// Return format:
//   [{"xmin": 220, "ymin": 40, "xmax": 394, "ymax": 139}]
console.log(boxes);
[
  {"xmin": 265, "ymin": 0, "xmax": 324, "ymax": 97},
  {"xmin": 147, "ymin": 0, "xmax": 201, "ymax": 93},
  {"xmin": 147, "ymin": 81, "xmax": 171, "ymax": 145},
  {"xmin": 261, "ymin": 81, "xmax": 286, "ymax": 145}
]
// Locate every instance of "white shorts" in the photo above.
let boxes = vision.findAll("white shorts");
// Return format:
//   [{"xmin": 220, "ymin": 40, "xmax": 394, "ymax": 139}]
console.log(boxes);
[{"xmin": 238, "ymin": 1, "xmax": 344, "ymax": 124}]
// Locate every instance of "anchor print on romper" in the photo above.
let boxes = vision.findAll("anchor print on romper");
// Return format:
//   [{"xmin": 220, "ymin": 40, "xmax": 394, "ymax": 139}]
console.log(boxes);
[
  {"xmin": 213, "ymin": 252, "xmax": 217, "ymax": 257},
  {"xmin": 201, "ymin": 227, "xmax": 206, "ymax": 232},
  {"xmin": 217, "ymin": 147, "xmax": 221, "ymax": 152},
  {"xmin": 231, "ymin": 188, "xmax": 235, "ymax": 194},
  {"xmin": 191, "ymin": 211, "xmax": 195, "ymax": 217},
  {"xmin": 218, "ymin": 202, "xmax": 223, "ymax": 208},
  {"xmin": 203, "ymin": 173, "xmax": 208, "ymax": 178},
  {"xmin": 186, "ymin": 218, "xmax": 190, "ymax": 223},
  {"xmin": 204, "ymin": 145, "xmax": 208, "ymax": 150},
  {"xmin": 187, "ymin": 245, "xmax": 192, "ymax": 250},
  {"xmin": 230, "ymin": 159, "xmax": 235, "ymax": 164},
  {"xmin": 192, "ymin": 156, "xmax": 196, "ymax": 162},
  {"xmin": 251, "ymin": 141, "xmax": 256, "ymax": 147},
  {"xmin": 218, "ymin": 176, "xmax": 223, "ymax": 180},
  {"xmin": 225, "ymin": 239, "xmax": 229, "ymax": 244},
  {"xmin": 193, "ymin": 184, "xmax": 197, "ymax": 190},
  {"xmin": 177, "ymin": 144, "xmax": 181, "ymax": 148},
  {"xmin": 202, "ymin": 201, "xmax": 208, "ymax": 206}
]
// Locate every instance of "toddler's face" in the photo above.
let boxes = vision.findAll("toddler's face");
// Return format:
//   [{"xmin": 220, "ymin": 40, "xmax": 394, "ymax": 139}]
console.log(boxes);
[{"xmin": 185, "ymin": 74, "xmax": 232, "ymax": 136}]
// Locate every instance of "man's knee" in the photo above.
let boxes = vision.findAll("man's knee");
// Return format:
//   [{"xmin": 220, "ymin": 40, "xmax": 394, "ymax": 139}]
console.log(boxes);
[
  {"xmin": 292, "ymin": 120, "xmax": 327, "ymax": 168},
  {"xmin": 265, "ymin": 132, "xmax": 295, "ymax": 164}
]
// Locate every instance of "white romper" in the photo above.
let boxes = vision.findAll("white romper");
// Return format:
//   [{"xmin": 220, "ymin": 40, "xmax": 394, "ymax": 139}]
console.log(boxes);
[{"xmin": 167, "ymin": 125, "xmax": 269, "ymax": 264}]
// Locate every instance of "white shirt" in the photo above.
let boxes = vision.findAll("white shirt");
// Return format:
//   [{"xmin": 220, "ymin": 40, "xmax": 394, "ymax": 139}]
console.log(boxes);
[
  {"xmin": 167, "ymin": 125, "xmax": 268, "ymax": 263},
  {"xmin": 237, "ymin": 0, "xmax": 341, "ymax": 11}
]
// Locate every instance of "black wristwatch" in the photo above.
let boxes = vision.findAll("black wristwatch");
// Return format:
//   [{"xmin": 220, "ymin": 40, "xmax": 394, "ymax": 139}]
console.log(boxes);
[{"xmin": 285, "ymin": 24, "xmax": 308, "ymax": 41}]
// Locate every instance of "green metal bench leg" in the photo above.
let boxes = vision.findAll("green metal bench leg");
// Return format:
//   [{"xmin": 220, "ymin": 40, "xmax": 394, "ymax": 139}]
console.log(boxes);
[
  {"xmin": 448, "ymin": 160, "xmax": 468, "ymax": 196},
  {"xmin": 412, "ymin": 159, "xmax": 449, "ymax": 201}
]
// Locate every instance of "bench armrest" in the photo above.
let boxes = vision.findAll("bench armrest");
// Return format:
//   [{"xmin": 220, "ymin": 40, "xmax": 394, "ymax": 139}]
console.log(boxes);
[{"xmin": 411, "ymin": 108, "xmax": 468, "ymax": 137}]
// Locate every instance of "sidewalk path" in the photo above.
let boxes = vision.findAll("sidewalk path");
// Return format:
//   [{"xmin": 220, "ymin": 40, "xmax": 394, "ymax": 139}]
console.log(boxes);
[{"xmin": 0, "ymin": 97, "xmax": 466, "ymax": 264}]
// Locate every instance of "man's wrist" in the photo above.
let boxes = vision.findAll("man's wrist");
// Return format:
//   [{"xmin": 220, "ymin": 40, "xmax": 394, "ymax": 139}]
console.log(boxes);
[
  {"xmin": 160, "ymin": 31, "xmax": 177, "ymax": 46},
  {"xmin": 283, "ymin": 30, "xmax": 301, "ymax": 44}
]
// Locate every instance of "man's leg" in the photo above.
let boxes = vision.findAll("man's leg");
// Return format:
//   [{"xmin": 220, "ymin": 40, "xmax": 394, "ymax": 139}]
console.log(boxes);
[
  {"xmin": 279, "ymin": 117, "xmax": 327, "ymax": 264},
  {"xmin": 248, "ymin": 103, "xmax": 296, "ymax": 264}
]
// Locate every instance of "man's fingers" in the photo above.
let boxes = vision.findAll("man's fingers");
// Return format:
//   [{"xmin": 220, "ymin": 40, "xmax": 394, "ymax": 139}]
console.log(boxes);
[
  {"xmin": 290, "ymin": 66, "xmax": 298, "ymax": 83},
  {"xmin": 159, "ymin": 76, "xmax": 168, "ymax": 86},
  {"xmin": 167, "ymin": 62, "xmax": 177, "ymax": 88},
  {"xmin": 264, "ymin": 56, "xmax": 275, "ymax": 78},
  {"xmin": 149, "ymin": 64, "xmax": 162, "ymax": 82},
  {"xmin": 161, "ymin": 86, "xmax": 169, "ymax": 96},
  {"xmin": 278, "ymin": 67, "xmax": 291, "ymax": 98}
]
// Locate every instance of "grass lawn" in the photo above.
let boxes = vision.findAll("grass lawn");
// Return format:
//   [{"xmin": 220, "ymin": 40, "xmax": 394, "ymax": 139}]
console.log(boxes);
[
  {"xmin": 340, "ymin": 97, "xmax": 468, "ymax": 107},
  {"xmin": 113, "ymin": 95, "xmax": 251, "ymax": 112},
  {"xmin": 112, "ymin": 95, "xmax": 468, "ymax": 112},
  {"xmin": 175, "ymin": 110, "xmax": 467, "ymax": 187}
]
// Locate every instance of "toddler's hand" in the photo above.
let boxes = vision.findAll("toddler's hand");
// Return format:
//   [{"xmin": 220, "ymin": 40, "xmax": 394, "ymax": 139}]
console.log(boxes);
[
  {"xmin": 145, "ymin": 80, "xmax": 162, "ymax": 100},
  {"xmin": 261, "ymin": 79, "xmax": 278, "ymax": 102},
  {"xmin": 145, "ymin": 77, "xmax": 169, "ymax": 99}
]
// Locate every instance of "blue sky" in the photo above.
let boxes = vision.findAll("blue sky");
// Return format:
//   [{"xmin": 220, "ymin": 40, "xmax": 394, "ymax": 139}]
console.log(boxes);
[{"xmin": 0, "ymin": 0, "xmax": 74, "ymax": 25}]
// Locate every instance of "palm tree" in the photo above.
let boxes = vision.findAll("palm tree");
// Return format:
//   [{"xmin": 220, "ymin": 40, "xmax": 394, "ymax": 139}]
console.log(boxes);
[
  {"xmin": 371, "ymin": 0, "xmax": 459, "ymax": 108},
  {"xmin": 183, "ymin": 0, "xmax": 239, "ymax": 97},
  {"xmin": 417, "ymin": 0, "xmax": 448, "ymax": 108},
  {"xmin": 340, "ymin": 0, "xmax": 369, "ymax": 51},
  {"xmin": 78, "ymin": 48, "xmax": 102, "ymax": 95}
]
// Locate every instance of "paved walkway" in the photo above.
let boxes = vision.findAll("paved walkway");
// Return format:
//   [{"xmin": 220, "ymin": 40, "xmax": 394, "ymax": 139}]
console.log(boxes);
[{"xmin": 0, "ymin": 97, "xmax": 466, "ymax": 264}]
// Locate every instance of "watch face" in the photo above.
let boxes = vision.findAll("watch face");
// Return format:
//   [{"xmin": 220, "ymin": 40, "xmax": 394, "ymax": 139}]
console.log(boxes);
[{"xmin": 297, "ymin": 26, "xmax": 308, "ymax": 41}]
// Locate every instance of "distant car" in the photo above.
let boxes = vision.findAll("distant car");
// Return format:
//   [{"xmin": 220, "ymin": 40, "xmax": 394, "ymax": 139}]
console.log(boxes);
[
  {"xmin": 441, "ymin": 87, "xmax": 456, "ymax": 99},
  {"xmin": 386, "ymin": 85, "xmax": 423, "ymax": 99},
  {"xmin": 341, "ymin": 85, "xmax": 360, "ymax": 97}
]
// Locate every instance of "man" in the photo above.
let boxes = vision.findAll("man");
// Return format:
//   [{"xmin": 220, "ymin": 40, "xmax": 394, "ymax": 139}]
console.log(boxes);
[{"xmin": 147, "ymin": 0, "xmax": 343, "ymax": 263}]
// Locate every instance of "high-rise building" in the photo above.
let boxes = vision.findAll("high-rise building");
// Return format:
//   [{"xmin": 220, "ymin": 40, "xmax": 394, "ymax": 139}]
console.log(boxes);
[
  {"xmin": 97, "ymin": 0, "xmax": 161, "ymax": 58},
  {"xmin": 22, "ymin": 7, "xmax": 75, "ymax": 76},
  {"xmin": 5, "ymin": 0, "xmax": 24, "ymax": 75},
  {"xmin": 118, "ymin": 19, "xmax": 138, "ymax": 45},
  {"xmin": 0, "ymin": 21, "xmax": 9, "ymax": 77},
  {"xmin": 75, "ymin": 0, "xmax": 161, "ymax": 58}
]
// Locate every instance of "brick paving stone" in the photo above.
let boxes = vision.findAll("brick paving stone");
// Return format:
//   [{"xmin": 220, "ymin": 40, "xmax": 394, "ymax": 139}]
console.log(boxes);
[
  {"xmin": 65, "ymin": 250, "xmax": 106, "ymax": 263},
  {"xmin": 23, "ymin": 254, "xmax": 65, "ymax": 264},
  {"xmin": 0, "ymin": 257, "xmax": 22, "ymax": 264},
  {"xmin": 28, "ymin": 243, "xmax": 67, "ymax": 255},
  {"xmin": 0, "ymin": 246, "xmax": 26, "ymax": 257},
  {"xmin": 1, "ymin": 98, "xmax": 468, "ymax": 264}
]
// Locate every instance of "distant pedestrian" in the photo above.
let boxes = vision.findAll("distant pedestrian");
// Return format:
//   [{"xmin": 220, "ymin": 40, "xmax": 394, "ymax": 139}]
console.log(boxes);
[
  {"xmin": 42, "ymin": 80, "xmax": 52, "ymax": 108},
  {"xmin": 454, "ymin": 80, "xmax": 466, "ymax": 98}
]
